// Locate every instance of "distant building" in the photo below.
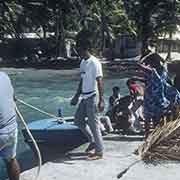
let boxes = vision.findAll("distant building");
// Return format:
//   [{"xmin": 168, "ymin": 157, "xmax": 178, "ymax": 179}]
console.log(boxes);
[
  {"xmin": 157, "ymin": 39, "xmax": 180, "ymax": 53},
  {"xmin": 113, "ymin": 35, "xmax": 142, "ymax": 59}
]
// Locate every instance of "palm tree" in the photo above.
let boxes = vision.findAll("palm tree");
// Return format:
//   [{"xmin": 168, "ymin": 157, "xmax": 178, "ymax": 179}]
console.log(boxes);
[{"xmin": 122, "ymin": 0, "xmax": 177, "ymax": 57}]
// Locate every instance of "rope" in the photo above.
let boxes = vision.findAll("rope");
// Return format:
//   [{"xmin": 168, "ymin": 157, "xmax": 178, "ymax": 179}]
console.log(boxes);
[
  {"xmin": 16, "ymin": 98, "xmax": 65, "ymax": 123},
  {"xmin": 15, "ymin": 103, "xmax": 42, "ymax": 180},
  {"xmin": 0, "ymin": 142, "xmax": 11, "ymax": 152}
]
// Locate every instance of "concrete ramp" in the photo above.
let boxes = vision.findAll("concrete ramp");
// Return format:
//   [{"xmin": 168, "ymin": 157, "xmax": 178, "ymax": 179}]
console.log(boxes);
[{"xmin": 20, "ymin": 134, "xmax": 180, "ymax": 180}]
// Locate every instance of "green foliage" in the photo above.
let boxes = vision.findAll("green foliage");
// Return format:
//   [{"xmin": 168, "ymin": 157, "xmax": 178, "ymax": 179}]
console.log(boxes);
[
  {"xmin": 0, "ymin": 0, "xmax": 179, "ymax": 55},
  {"xmin": 122, "ymin": 0, "xmax": 178, "ymax": 54}
]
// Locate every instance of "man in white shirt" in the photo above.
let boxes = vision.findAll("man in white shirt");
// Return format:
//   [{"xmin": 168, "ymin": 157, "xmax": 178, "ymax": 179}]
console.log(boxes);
[
  {"xmin": 71, "ymin": 34, "xmax": 104, "ymax": 160},
  {"xmin": 0, "ymin": 72, "xmax": 20, "ymax": 180}
]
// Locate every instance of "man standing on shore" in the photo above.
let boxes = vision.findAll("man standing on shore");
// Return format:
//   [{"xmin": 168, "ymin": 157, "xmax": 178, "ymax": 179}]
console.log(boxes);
[
  {"xmin": 71, "ymin": 31, "xmax": 104, "ymax": 160},
  {"xmin": 0, "ymin": 72, "xmax": 20, "ymax": 180}
]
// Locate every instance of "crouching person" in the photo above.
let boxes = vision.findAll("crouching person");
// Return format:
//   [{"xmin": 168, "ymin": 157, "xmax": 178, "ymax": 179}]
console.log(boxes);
[{"xmin": 0, "ymin": 72, "xmax": 20, "ymax": 180}]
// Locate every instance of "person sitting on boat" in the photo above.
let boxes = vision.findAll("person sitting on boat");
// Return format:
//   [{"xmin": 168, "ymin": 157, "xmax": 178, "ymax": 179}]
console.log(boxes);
[
  {"xmin": 126, "ymin": 79, "xmax": 144, "ymax": 100},
  {"xmin": 106, "ymin": 86, "xmax": 121, "ymax": 120},
  {"xmin": 70, "ymin": 30, "xmax": 104, "ymax": 160},
  {"xmin": 0, "ymin": 72, "xmax": 20, "ymax": 180},
  {"xmin": 109, "ymin": 86, "xmax": 121, "ymax": 111},
  {"xmin": 110, "ymin": 94, "xmax": 143, "ymax": 133},
  {"xmin": 128, "ymin": 99, "xmax": 144, "ymax": 133},
  {"xmin": 126, "ymin": 79, "xmax": 144, "ymax": 132},
  {"xmin": 111, "ymin": 95, "xmax": 133, "ymax": 132}
]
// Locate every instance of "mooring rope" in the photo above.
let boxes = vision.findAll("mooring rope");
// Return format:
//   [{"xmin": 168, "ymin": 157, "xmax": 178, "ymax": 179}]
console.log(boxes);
[
  {"xmin": 16, "ymin": 98, "xmax": 65, "ymax": 123},
  {"xmin": 0, "ymin": 142, "xmax": 11, "ymax": 152},
  {"xmin": 15, "ymin": 103, "xmax": 42, "ymax": 180}
]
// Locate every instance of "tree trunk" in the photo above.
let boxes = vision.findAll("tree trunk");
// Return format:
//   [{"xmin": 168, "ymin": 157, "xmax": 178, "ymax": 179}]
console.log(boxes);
[
  {"xmin": 98, "ymin": 1, "xmax": 106, "ymax": 53},
  {"xmin": 59, "ymin": 9, "xmax": 66, "ymax": 57},
  {"xmin": 140, "ymin": 0, "xmax": 153, "ymax": 57},
  {"xmin": 166, "ymin": 31, "xmax": 173, "ymax": 61},
  {"xmin": 141, "ymin": 32, "xmax": 149, "ymax": 56},
  {"xmin": 42, "ymin": 25, "xmax": 46, "ymax": 39},
  {"xmin": 103, "ymin": 16, "xmax": 113, "ymax": 60},
  {"xmin": 55, "ymin": 5, "xmax": 60, "ymax": 57},
  {"xmin": 100, "ymin": 15, "xmax": 106, "ymax": 52}
]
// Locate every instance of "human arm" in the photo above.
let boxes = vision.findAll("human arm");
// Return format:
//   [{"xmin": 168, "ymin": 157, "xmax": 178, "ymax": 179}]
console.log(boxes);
[
  {"xmin": 137, "ymin": 62, "xmax": 153, "ymax": 71},
  {"xmin": 13, "ymin": 95, "xmax": 17, "ymax": 102},
  {"xmin": 70, "ymin": 79, "xmax": 82, "ymax": 106},
  {"xmin": 109, "ymin": 96, "xmax": 114, "ymax": 107},
  {"xmin": 97, "ymin": 76, "xmax": 104, "ymax": 112}
]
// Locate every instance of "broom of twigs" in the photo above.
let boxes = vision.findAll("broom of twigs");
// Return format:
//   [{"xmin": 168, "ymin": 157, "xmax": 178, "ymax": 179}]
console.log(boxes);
[{"xmin": 137, "ymin": 111, "xmax": 180, "ymax": 161}]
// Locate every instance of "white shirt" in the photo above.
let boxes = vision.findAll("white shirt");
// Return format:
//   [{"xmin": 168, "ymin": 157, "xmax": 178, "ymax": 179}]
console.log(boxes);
[
  {"xmin": 0, "ymin": 72, "xmax": 16, "ymax": 134},
  {"xmin": 80, "ymin": 55, "xmax": 103, "ymax": 99}
]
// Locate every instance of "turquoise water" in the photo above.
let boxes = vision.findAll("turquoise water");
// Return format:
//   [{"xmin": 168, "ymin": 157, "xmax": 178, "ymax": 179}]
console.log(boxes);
[{"xmin": 0, "ymin": 68, "xmax": 129, "ymax": 180}]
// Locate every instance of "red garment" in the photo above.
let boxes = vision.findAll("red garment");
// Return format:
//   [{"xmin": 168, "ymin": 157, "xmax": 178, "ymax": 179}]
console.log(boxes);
[{"xmin": 129, "ymin": 83, "xmax": 144, "ymax": 96}]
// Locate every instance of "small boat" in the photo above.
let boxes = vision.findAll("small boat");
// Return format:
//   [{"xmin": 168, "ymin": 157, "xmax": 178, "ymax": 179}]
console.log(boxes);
[{"xmin": 22, "ymin": 117, "xmax": 88, "ymax": 153}]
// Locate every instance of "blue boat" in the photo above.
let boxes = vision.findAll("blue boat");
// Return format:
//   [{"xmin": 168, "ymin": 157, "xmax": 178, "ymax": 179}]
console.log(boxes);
[{"xmin": 22, "ymin": 118, "xmax": 88, "ymax": 153}]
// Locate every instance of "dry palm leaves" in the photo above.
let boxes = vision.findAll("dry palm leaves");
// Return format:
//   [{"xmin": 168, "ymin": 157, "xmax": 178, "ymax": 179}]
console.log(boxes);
[{"xmin": 137, "ymin": 115, "xmax": 180, "ymax": 161}]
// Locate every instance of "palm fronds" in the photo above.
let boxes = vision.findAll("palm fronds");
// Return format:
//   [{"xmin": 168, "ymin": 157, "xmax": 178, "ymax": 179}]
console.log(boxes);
[{"xmin": 138, "ymin": 115, "xmax": 180, "ymax": 161}]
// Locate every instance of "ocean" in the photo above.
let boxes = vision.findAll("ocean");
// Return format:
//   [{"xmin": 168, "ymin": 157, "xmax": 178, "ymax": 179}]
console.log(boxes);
[{"xmin": 0, "ymin": 68, "xmax": 129, "ymax": 180}]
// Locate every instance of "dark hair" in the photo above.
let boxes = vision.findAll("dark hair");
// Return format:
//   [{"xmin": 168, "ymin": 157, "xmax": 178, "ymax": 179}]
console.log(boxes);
[
  {"xmin": 113, "ymin": 86, "xmax": 120, "ymax": 92},
  {"xmin": 141, "ymin": 52, "xmax": 165, "ymax": 69},
  {"xmin": 126, "ymin": 79, "xmax": 135, "ymax": 86}
]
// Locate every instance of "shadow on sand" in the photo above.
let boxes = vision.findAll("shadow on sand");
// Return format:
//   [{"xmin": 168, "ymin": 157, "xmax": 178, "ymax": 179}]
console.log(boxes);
[
  {"xmin": 19, "ymin": 145, "xmax": 89, "ymax": 173},
  {"xmin": 19, "ymin": 134, "xmax": 143, "ymax": 174}
]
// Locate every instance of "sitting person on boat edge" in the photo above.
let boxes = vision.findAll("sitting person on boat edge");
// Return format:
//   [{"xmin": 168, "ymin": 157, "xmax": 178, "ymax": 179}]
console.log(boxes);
[
  {"xmin": 136, "ymin": 52, "xmax": 180, "ymax": 138},
  {"xmin": 70, "ymin": 30, "xmax": 104, "ymax": 160},
  {"xmin": 107, "ymin": 87, "xmax": 143, "ymax": 134},
  {"xmin": 126, "ymin": 78, "xmax": 144, "ymax": 132},
  {"xmin": 0, "ymin": 72, "xmax": 21, "ymax": 180},
  {"xmin": 106, "ymin": 86, "xmax": 121, "ymax": 120},
  {"xmin": 110, "ymin": 95, "xmax": 132, "ymax": 132},
  {"xmin": 126, "ymin": 78, "xmax": 144, "ymax": 100}
]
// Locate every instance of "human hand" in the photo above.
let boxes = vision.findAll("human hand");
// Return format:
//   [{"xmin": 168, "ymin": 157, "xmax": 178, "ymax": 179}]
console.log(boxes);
[
  {"xmin": 70, "ymin": 95, "xmax": 79, "ymax": 106},
  {"xmin": 98, "ymin": 99, "xmax": 105, "ymax": 112}
]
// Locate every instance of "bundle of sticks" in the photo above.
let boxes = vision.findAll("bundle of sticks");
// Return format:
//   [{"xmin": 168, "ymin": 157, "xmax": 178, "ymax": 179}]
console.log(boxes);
[{"xmin": 137, "ymin": 114, "xmax": 180, "ymax": 161}]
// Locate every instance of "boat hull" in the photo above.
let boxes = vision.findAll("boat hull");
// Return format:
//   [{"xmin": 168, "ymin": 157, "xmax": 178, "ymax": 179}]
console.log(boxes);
[{"xmin": 22, "ymin": 118, "xmax": 88, "ymax": 153}]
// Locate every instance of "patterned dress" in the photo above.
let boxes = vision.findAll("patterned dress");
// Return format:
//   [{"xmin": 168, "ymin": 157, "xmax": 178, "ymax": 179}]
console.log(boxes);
[{"xmin": 143, "ymin": 66, "xmax": 180, "ymax": 120}]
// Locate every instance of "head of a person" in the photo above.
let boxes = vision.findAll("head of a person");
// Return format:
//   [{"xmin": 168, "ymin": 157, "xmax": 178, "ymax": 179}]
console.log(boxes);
[
  {"xmin": 141, "ymin": 52, "xmax": 165, "ymax": 69},
  {"xmin": 126, "ymin": 79, "xmax": 135, "ymax": 87},
  {"xmin": 76, "ymin": 30, "xmax": 92, "ymax": 59},
  {"xmin": 112, "ymin": 86, "xmax": 120, "ymax": 96}
]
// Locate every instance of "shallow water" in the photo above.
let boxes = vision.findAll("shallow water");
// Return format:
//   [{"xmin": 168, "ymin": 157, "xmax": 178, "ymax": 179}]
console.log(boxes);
[{"xmin": 0, "ymin": 68, "xmax": 129, "ymax": 180}]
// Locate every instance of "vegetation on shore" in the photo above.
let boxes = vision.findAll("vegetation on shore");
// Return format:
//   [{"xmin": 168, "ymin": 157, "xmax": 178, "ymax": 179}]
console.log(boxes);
[{"xmin": 0, "ymin": 0, "xmax": 179, "ymax": 62}]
